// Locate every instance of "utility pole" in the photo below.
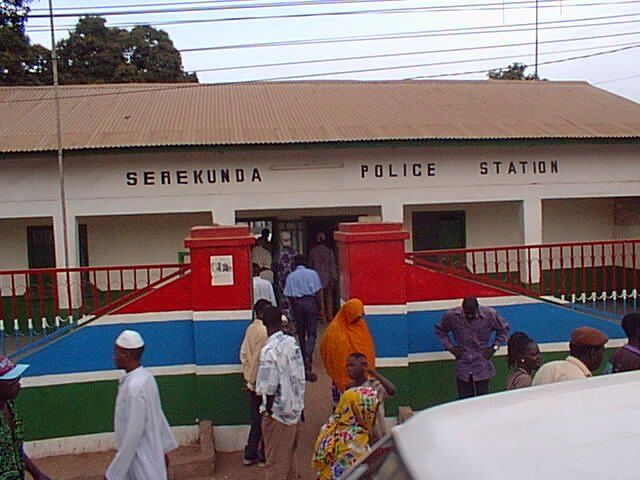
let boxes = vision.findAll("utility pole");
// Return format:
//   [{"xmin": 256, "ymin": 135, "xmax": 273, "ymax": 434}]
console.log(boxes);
[
  {"xmin": 48, "ymin": 0, "xmax": 70, "ymax": 267},
  {"xmin": 534, "ymin": 0, "xmax": 539, "ymax": 79}
]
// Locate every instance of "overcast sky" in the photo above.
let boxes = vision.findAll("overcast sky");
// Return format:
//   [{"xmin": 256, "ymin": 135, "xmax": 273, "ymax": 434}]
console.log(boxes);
[{"xmin": 24, "ymin": 0, "xmax": 640, "ymax": 102}]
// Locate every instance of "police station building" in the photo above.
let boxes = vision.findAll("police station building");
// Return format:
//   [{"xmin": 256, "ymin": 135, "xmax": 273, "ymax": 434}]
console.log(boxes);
[{"xmin": 1, "ymin": 80, "xmax": 640, "ymax": 270}]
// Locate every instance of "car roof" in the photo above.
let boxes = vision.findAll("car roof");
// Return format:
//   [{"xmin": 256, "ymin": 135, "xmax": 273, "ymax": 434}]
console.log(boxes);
[{"xmin": 393, "ymin": 371, "xmax": 640, "ymax": 480}]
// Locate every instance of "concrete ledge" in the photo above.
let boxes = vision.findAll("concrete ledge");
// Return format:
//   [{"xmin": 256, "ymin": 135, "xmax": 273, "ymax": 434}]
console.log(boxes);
[{"xmin": 25, "ymin": 425, "xmax": 199, "ymax": 458}]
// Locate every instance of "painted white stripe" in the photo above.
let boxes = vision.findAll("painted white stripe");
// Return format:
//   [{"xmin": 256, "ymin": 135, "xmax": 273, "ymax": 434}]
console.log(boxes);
[
  {"xmin": 24, "ymin": 426, "xmax": 199, "ymax": 459},
  {"xmin": 408, "ymin": 338, "xmax": 626, "ymax": 363},
  {"xmin": 407, "ymin": 295, "xmax": 538, "ymax": 312},
  {"xmin": 193, "ymin": 310, "xmax": 253, "ymax": 321},
  {"xmin": 94, "ymin": 310, "xmax": 193, "ymax": 326},
  {"xmin": 23, "ymin": 364, "xmax": 247, "ymax": 387},
  {"xmin": 376, "ymin": 357, "xmax": 409, "ymax": 367},
  {"xmin": 364, "ymin": 304, "xmax": 407, "ymax": 315},
  {"xmin": 213, "ymin": 425, "xmax": 250, "ymax": 452},
  {"xmin": 22, "ymin": 364, "xmax": 198, "ymax": 387},
  {"xmin": 540, "ymin": 295, "xmax": 570, "ymax": 304},
  {"xmin": 196, "ymin": 364, "xmax": 243, "ymax": 375}
]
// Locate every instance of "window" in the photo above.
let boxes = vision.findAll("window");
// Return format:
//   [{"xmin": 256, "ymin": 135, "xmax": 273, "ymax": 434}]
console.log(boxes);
[{"xmin": 412, "ymin": 211, "xmax": 466, "ymax": 251}]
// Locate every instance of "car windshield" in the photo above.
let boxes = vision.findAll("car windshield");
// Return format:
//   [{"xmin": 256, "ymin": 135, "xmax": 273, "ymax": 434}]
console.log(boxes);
[{"xmin": 342, "ymin": 434, "xmax": 413, "ymax": 480}]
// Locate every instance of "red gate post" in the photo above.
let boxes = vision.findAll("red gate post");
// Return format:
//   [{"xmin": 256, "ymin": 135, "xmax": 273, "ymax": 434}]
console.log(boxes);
[
  {"xmin": 335, "ymin": 222, "xmax": 410, "ymax": 418},
  {"xmin": 184, "ymin": 225, "xmax": 255, "ymax": 447}
]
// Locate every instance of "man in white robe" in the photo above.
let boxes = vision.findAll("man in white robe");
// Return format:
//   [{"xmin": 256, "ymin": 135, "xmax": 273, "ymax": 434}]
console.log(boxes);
[{"xmin": 106, "ymin": 330, "xmax": 178, "ymax": 480}]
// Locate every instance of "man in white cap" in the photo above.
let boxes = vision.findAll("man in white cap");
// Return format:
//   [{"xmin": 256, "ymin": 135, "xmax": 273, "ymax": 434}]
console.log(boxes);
[
  {"xmin": 106, "ymin": 330, "xmax": 178, "ymax": 480},
  {"xmin": 0, "ymin": 355, "xmax": 51, "ymax": 480}
]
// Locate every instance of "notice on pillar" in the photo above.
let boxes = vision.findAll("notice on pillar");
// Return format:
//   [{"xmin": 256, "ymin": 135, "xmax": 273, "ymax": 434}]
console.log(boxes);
[{"xmin": 210, "ymin": 255, "xmax": 234, "ymax": 286}]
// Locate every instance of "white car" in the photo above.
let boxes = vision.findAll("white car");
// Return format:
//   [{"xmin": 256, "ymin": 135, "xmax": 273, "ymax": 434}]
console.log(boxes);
[{"xmin": 344, "ymin": 370, "xmax": 640, "ymax": 479}]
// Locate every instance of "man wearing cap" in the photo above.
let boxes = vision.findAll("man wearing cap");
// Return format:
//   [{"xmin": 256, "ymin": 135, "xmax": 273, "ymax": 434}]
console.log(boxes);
[
  {"xmin": 533, "ymin": 326, "xmax": 609, "ymax": 385},
  {"xmin": 106, "ymin": 330, "xmax": 178, "ymax": 480},
  {"xmin": 0, "ymin": 356, "xmax": 51, "ymax": 480}
]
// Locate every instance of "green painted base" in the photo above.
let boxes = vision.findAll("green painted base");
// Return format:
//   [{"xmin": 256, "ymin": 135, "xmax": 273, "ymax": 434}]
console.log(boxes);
[{"xmin": 18, "ymin": 349, "xmax": 619, "ymax": 441}]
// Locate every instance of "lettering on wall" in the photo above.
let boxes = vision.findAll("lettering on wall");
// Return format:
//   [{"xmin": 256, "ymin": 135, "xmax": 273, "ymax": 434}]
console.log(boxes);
[
  {"xmin": 479, "ymin": 161, "xmax": 559, "ymax": 175},
  {"xmin": 125, "ymin": 168, "xmax": 263, "ymax": 186},
  {"xmin": 360, "ymin": 162, "xmax": 437, "ymax": 179}
]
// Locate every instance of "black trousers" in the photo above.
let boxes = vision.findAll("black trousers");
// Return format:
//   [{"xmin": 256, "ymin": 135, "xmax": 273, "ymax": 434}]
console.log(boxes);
[
  {"xmin": 456, "ymin": 376, "xmax": 490, "ymax": 399},
  {"xmin": 244, "ymin": 391, "xmax": 264, "ymax": 460},
  {"xmin": 291, "ymin": 296, "xmax": 318, "ymax": 367}
]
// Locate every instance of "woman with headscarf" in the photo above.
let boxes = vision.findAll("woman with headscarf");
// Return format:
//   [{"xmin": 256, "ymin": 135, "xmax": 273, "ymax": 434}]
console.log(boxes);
[
  {"xmin": 311, "ymin": 386, "xmax": 379, "ymax": 480},
  {"xmin": 320, "ymin": 298, "xmax": 376, "ymax": 403}
]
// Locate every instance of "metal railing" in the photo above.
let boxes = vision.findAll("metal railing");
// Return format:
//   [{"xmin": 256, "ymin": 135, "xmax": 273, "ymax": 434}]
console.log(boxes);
[
  {"xmin": 408, "ymin": 239, "xmax": 640, "ymax": 301},
  {"xmin": 0, "ymin": 263, "xmax": 189, "ymax": 356}
]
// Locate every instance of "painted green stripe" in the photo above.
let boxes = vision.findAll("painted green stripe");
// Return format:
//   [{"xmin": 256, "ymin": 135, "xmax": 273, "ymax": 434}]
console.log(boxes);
[
  {"xmin": 408, "ymin": 348, "xmax": 617, "ymax": 410},
  {"xmin": 196, "ymin": 373, "xmax": 250, "ymax": 425},
  {"xmin": 375, "ymin": 367, "xmax": 409, "ymax": 417},
  {"xmin": 18, "ymin": 375, "xmax": 198, "ymax": 441}
]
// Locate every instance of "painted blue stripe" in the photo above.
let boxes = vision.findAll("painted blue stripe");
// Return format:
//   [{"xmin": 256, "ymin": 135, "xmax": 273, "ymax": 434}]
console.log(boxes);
[
  {"xmin": 193, "ymin": 320, "xmax": 250, "ymax": 365},
  {"xmin": 367, "ymin": 314, "xmax": 408, "ymax": 358},
  {"xmin": 23, "ymin": 320, "xmax": 195, "ymax": 376},
  {"xmin": 408, "ymin": 303, "xmax": 624, "ymax": 354}
]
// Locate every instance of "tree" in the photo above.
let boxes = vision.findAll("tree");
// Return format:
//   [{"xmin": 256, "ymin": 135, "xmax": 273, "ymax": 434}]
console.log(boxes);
[
  {"xmin": 126, "ymin": 25, "xmax": 197, "ymax": 82},
  {"xmin": 57, "ymin": 16, "xmax": 197, "ymax": 84},
  {"xmin": 488, "ymin": 62, "xmax": 539, "ymax": 81},
  {"xmin": 0, "ymin": 0, "xmax": 51, "ymax": 85},
  {"xmin": 57, "ymin": 16, "xmax": 130, "ymax": 84}
]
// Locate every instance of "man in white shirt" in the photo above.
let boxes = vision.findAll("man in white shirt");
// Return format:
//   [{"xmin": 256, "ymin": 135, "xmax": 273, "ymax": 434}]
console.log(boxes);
[
  {"xmin": 240, "ymin": 299, "xmax": 270, "ymax": 466},
  {"xmin": 533, "ymin": 326, "xmax": 608, "ymax": 385},
  {"xmin": 252, "ymin": 263, "xmax": 277, "ymax": 307},
  {"xmin": 256, "ymin": 306, "xmax": 306, "ymax": 480},
  {"xmin": 106, "ymin": 330, "xmax": 178, "ymax": 480}
]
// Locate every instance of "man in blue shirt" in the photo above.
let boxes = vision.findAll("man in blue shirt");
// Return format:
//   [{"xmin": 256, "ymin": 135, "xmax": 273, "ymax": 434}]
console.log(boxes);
[{"xmin": 284, "ymin": 254, "xmax": 323, "ymax": 379}]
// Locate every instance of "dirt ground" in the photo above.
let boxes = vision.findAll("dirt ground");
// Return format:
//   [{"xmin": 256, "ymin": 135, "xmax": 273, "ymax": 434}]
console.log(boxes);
[{"xmin": 34, "ymin": 328, "xmax": 334, "ymax": 480}]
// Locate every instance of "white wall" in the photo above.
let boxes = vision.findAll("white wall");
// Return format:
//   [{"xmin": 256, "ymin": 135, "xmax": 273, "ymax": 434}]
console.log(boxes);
[
  {"xmin": 2, "ymin": 143, "xmax": 640, "ymax": 267},
  {"xmin": 0, "ymin": 218, "xmax": 52, "ymax": 270},
  {"xmin": 82, "ymin": 212, "xmax": 212, "ymax": 266},
  {"xmin": 404, "ymin": 201, "xmax": 523, "ymax": 252},
  {"xmin": 543, "ymin": 199, "xmax": 615, "ymax": 243}
]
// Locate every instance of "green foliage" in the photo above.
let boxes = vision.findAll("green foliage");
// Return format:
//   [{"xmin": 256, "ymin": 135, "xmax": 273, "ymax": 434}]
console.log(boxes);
[
  {"xmin": 0, "ymin": 0, "xmax": 51, "ymax": 85},
  {"xmin": 488, "ymin": 62, "xmax": 540, "ymax": 81},
  {"xmin": 57, "ymin": 16, "xmax": 198, "ymax": 84},
  {"xmin": 1, "ymin": 8, "xmax": 197, "ymax": 85}
]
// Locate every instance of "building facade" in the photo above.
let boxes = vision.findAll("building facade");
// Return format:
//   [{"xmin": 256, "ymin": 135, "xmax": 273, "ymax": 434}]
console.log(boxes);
[{"xmin": 1, "ymin": 81, "xmax": 640, "ymax": 272}]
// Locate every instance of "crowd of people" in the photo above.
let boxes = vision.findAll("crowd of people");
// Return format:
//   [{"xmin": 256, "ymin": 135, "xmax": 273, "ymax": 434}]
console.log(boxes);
[
  {"xmin": 241, "ymin": 297, "xmax": 395, "ymax": 480},
  {"xmin": 2, "ymin": 224, "xmax": 639, "ymax": 480}
]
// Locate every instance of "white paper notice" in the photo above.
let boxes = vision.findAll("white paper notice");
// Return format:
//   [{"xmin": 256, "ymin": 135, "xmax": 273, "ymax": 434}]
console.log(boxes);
[{"xmin": 210, "ymin": 255, "xmax": 234, "ymax": 286}]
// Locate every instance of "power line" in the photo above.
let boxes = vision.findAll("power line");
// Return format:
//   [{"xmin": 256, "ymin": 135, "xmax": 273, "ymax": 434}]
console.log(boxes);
[
  {"xmin": 241, "ymin": 42, "xmax": 640, "ymax": 80},
  {"xmin": 25, "ymin": 0, "xmax": 640, "ymax": 30},
  {"xmin": 179, "ymin": 13, "xmax": 640, "ymax": 54},
  {"xmin": 1, "ymin": 41, "xmax": 637, "ymax": 105},
  {"xmin": 192, "ymin": 39, "xmax": 640, "ymax": 73},
  {"xmin": 190, "ymin": 30, "xmax": 640, "ymax": 72},
  {"xmin": 29, "ymin": 0, "xmax": 346, "ymax": 11},
  {"xmin": 594, "ymin": 73, "xmax": 640, "ymax": 83}
]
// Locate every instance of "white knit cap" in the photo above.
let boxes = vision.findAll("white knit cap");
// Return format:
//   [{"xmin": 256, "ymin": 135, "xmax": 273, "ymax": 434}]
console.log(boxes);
[{"xmin": 116, "ymin": 330, "xmax": 145, "ymax": 349}]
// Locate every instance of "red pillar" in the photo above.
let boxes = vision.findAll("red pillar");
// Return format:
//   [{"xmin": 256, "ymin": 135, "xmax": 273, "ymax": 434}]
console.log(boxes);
[
  {"xmin": 184, "ymin": 225, "xmax": 255, "ymax": 311},
  {"xmin": 335, "ymin": 222, "xmax": 409, "ymax": 305}
]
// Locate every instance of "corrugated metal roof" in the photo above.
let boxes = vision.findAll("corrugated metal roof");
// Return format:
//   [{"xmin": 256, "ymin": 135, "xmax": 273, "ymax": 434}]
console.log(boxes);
[{"xmin": 1, "ymin": 80, "xmax": 640, "ymax": 153}]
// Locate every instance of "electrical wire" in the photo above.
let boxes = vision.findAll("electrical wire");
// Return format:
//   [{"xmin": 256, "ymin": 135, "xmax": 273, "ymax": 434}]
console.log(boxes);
[
  {"xmin": 179, "ymin": 13, "xmax": 640, "ymax": 54},
  {"xmin": 1, "ymin": 41, "xmax": 637, "ymax": 104},
  {"xmin": 25, "ymin": 0, "xmax": 640, "ymax": 30},
  {"xmin": 191, "ymin": 39, "xmax": 640, "ymax": 73},
  {"xmin": 594, "ymin": 73, "xmax": 640, "ymax": 83},
  {"xmin": 190, "ymin": 30, "xmax": 640, "ymax": 72}
]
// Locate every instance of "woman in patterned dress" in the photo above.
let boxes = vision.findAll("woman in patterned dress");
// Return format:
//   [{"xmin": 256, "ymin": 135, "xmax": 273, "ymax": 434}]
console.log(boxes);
[{"xmin": 311, "ymin": 385, "xmax": 379, "ymax": 480}]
